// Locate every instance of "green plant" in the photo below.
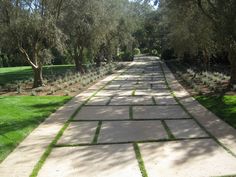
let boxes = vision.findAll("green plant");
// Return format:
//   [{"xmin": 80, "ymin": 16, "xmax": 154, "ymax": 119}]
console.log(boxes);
[{"xmin": 133, "ymin": 48, "xmax": 141, "ymax": 55}]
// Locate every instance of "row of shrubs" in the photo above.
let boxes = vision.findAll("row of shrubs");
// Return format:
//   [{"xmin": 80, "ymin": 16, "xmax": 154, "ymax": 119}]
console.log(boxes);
[{"xmin": 1, "ymin": 63, "xmax": 124, "ymax": 96}]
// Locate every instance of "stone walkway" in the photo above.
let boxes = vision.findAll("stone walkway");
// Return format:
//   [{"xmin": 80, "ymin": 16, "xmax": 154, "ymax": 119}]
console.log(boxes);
[{"xmin": 1, "ymin": 56, "xmax": 236, "ymax": 177}]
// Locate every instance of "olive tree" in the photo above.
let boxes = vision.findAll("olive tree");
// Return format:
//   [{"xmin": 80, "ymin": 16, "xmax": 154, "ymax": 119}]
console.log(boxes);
[{"xmin": 0, "ymin": 0, "xmax": 64, "ymax": 87}]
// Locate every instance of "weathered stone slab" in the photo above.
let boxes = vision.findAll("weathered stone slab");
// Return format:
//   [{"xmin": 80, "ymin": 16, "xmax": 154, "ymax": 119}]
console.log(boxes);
[
  {"xmin": 95, "ymin": 90, "xmax": 132, "ymax": 96},
  {"xmin": 152, "ymin": 84, "xmax": 168, "ymax": 89},
  {"xmin": 138, "ymin": 77, "xmax": 152, "ymax": 81},
  {"xmin": 109, "ymin": 96, "xmax": 154, "ymax": 105},
  {"xmin": 134, "ymin": 90, "xmax": 172, "ymax": 96},
  {"xmin": 139, "ymin": 139, "xmax": 236, "ymax": 177},
  {"xmin": 133, "ymin": 106, "xmax": 190, "ymax": 119},
  {"xmin": 74, "ymin": 106, "xmax": 130, "ymax": 120},
  {"xmin": 57, "ymin": 122, "xmax": 98, "ymax": 145},
  {"xmin": 154, "ymin": 95, "xmax": 178, "ymax": 105},
  {"xmin": 38, "ymin": 144, "xmax": 142, "ymax": 177},
  {"xmin": 98, "ymin": 121, "xmax": 168, "ymax": 143},
  {"xmin": 134, "ymin": 84, "xmax": 151, "ymax": 90},
  {"xmin": 104, "ymin": 84, "xmax": 121, "ymax": 90},
  {"xmin": 165, "ymin": 119, "xmax": 209, "ymax": 138},
  {"xmin": 86, "ymin": 96, "xmax": 111, "ymax": 105}
]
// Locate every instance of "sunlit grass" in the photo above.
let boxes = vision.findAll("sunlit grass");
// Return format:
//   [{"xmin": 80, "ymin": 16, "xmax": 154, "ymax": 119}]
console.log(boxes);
[
  {"xmin": 195, "ymin": 95, "xmax": 236, "ymax": 129},
  {"xmin": 0, "ymin": 65, "xmax": 75, "ymax": 85},
  {"xmin": 0, "ymin": 96, "xmax": 72, "ymax": 162}
]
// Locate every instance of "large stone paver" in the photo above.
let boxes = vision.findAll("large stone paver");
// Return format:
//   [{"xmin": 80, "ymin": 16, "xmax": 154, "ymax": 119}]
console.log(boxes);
[
  {"xmin": 57, "ymin": 122, "xmax": 98, "ymax": 145},
  {"xmin": 86, "ymin": 96, "xmax": 111, "ymax": 105},
  {"xmin": 165, "ymin": 119, "xmax": 209, "ymax": 138},
  {"xmin": 38, "ymin": 144, "xmax": 142, "ymax": 177},
  {"xmin": 74, "ymin": 106, "xmax": 130, "ymax": 120},
  {"xmin": 139, "ymin": 139, "xmax": 236, "ymax": 177},
  {"xmin": 135, "ymin": 89, "xmax": 171, "ymax": 96},
  {"xmin": 133, "ymin": 106, "xmax": 190, "ymax": 119},
  {"xmin": 109, "ymin": 96, "xmax": 154, "ymax": 105},
  {"xmin": 98, "ymin": 121, "xmax": 168, "ymax": 143},
  {"xmin": 95, "ymin": 90, "xmax": 132, "ymax": 96},
  {"xmin": 104, "ymin": 84, "xmax": 121, "ymax": 90},
  {"xmin": 154, "ymin": 95, "xmax": 178, "ymax": 105}
]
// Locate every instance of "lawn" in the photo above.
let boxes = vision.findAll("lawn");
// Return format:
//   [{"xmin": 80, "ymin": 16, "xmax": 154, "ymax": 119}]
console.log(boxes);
[
  {"xmin": 195, "ymin": 95, "xmax": 236, "ymax": 129},
  {"xmin": 0, "ymin": 96, "xmax": 72, "ymax": 163},
  {"xmin": 0, "ymin": 65, "xmax": 75, "ymax": 86}
]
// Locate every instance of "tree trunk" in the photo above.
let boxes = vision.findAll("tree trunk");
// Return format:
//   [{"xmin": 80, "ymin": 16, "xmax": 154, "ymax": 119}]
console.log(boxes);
[
  {"xmin": 228, "ymin": 49, "xmax": 236, "ymax": 86},
  {"xmin": 33, "ymin": 66, "xmax": 43, "ymax": 88},
  {"xmin": 74, "ymin": 47, "xmax": 85, "ymax": 74},
  {"xmin": 229, "ymin": 59, "xmax": 236, "ymax": 86}
]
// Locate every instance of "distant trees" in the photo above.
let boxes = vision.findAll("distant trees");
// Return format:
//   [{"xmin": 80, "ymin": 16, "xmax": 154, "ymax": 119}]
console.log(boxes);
[
  {"xmin": 0, "ymin": 0, "xmax": 145, "ymax": 87},
  {"xmin": 155, "ymin": 0, "xmax": 236, "ymax": 86}
]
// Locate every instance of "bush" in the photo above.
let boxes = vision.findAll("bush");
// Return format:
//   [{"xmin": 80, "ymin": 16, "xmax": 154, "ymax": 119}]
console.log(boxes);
[
  {"xmin": 118, "ymin": 51, "xmax": 134, "ymax": 61},
  {"xmin": 133, "ymin": 48, "xmax": 141, "ymax": 55},
  {"xmin": 161, "ymin": 49, "xmax": 175, "ymax": 60},
  {"xmin": 151, "ymin": 49, "xmax": 159, "ymax": 56}
]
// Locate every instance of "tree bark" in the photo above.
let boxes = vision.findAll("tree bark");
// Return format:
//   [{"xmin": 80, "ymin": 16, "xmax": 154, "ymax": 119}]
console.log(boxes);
[
  {"xmin": 229, "ymin": 58, "xmax": 236, "ymax": 86},
  {"xmin": 32, "ymin": 66, "xmax": 43, "ymax": 88},
  {"xmin": 74, "ymin": 47, "xmax": 85, "ymax": 73},
  {"xmin": 228, "ymin": 48, "xmax": 236, "ymax": 86}
]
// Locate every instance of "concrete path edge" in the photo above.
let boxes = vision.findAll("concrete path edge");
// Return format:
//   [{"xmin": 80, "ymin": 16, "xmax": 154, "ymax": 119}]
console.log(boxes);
[{"xmin": 161, "ymin": 61, "xmax": 236, "ymax": 155}]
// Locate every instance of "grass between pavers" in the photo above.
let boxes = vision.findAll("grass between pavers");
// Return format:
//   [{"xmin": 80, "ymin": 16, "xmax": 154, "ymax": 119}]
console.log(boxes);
[
  {"xmin": 92, "ymin": 121, "xmax": 102, "ymax": 144},
  {"xmin": 0, "ymin": 65, "xmax": 74, "ymax": 85},
  {"xmin": 55, "ymin": 137, "xmax": 211, "ymax": 147},
  {"xmin": 0, "ymin": 96, "xmax": 72, "ymax": 163},
  {"xmin": 151, "ymin": 96, "xmax": 157, "ymax": 105},
  {"xmin": 195, "ymin": 95, "xmax": 236, "ymax": 129},
  {"xmin": 133, "ymin": 143, "xmax": 148, "ymax": 177},
  {"xmin": 161, "ymin": 120, "xmax": 175, "ymax": 140},
  {"xmin": 30, "ymin": 64, "xmax": 132, "ymax": 177},
  {"xmin": 129, "ymin": 106, "xmax": 133, "ymax": 119}
]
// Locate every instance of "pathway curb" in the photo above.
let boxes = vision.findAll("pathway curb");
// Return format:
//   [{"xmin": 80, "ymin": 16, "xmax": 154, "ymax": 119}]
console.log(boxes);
[{"xmin": 161, "ymin": 61, "xmax": 236, "ymax": 155}]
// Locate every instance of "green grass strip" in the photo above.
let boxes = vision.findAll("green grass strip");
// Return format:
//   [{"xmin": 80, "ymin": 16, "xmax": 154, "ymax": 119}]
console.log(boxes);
[
  {"xmin": 132, "ymin": 89, "xmax": 136, "ymax": 96},
  {"xmin": 129, "ymin": 106, "xmax": 133, "ymax": 119},
  {"xmin": 133, "ymin": 143, "xmax": 148, "ymax": 177},
  {"xmin": 152, "ymin": 96, "xmax": 157, "ymax": 105},
  {"xmin": 106, "ymin": 96, "xmax": 113, "ymax": 105},
  {"xmin": 30, "ymin": 120, "xmax": 71, "ymax": 177},
  {"xmin": 161, "ymin": 120, "xmax": 175, "ymax": 140},
  {"xmin": 92, "ymin": 121, "xmax": 102, "ymax": 144}
]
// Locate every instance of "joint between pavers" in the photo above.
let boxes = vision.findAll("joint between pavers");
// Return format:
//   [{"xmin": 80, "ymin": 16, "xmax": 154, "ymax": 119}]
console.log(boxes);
[
  {"xmin": 133, "ymin": 143, "xmax": 149, "ymax": 177},
  {"xmin": 54, "ymin": 137, "xmax": 213, "ymax": 148},
  {"xmin": 105, "ymin": 96, "xmax": 114, "ymax": 106},
  {"xmin": 151, "ymin": 96, "xmax": 157, "ymax": 105},
  {"xmin": 69, "ymin": 117, "xmax": 193, "ymax": 122},
  {"xmin": 132, "ymin": 89, "xmax": 136, "ymax": 96},
  {"xmin": 92, "ymin": 121, "xmax": 102, "ymax": 144},
  {"xmin": 129, "ymin": 106, "xmax": 134, "ymax": 120},
  {"xmin": 161, "ymin": 120, "xmax": 175, "ymax": 140}
]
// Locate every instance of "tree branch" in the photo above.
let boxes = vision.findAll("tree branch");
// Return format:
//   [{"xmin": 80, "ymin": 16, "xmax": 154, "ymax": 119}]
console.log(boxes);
[
  {"xmin": 18, "ymin": 46, "xmax": 38, "ymax": 69},
  {"xmin": 196, "ymin": 0, "xmax": 217, "ymax": 24}
]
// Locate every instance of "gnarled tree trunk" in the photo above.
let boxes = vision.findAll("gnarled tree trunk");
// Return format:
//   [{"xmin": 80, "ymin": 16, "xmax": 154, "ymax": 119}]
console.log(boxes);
[
  {"xmin": 32, "ymin": 66, "xmax": 43, "ymax": 88},
  {"xmin": 228, "ymin": 48, "xmax": 236, "ymax": 87},
  {"xmin": 74, "ymin": 47, "xmax": 85, "ymax": 73}
]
